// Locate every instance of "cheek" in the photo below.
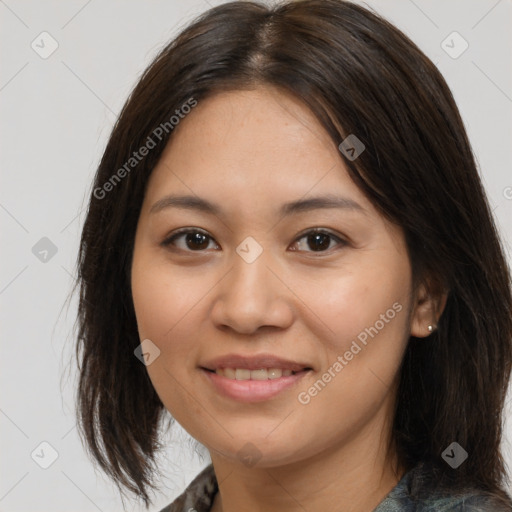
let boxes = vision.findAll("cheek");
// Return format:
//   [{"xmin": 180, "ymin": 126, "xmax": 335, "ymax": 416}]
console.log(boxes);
[
  {"xmin": 288, "ymin": 281, "xmax": 410, "ymax": 454},
  {"xmin": 130, "ymin": 250, "xmax": 221, "ymax": 402},
  {"xmin": 130, "ymin": 253, "xmax": 196, "ymax": 396},
  {"xmin": 130, "ymin": 252, "xmax": 212, "ymax": 426},
  {"xmin": 131, "ymin": 254, "xmax": 208, "ymax": 341},
  {"xmin": 291, "ymin": 256, "xmax": 412, "ymax": 425},
  {"xmin": 307, "ymin": 266, "xmax": 410, "ymax": 398},
  {"xmin": 295, "ymin": 256, "xmax": 411, "ymax": 355}
]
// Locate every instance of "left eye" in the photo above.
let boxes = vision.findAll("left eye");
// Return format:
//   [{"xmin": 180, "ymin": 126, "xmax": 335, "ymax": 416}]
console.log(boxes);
[
  {"xmin": 291, "ymin": 229, "xmax": 346, "ymax": 253},
  {"xmin": 161, "ymin": 228, "xmax": 346, "ymax": 253}
]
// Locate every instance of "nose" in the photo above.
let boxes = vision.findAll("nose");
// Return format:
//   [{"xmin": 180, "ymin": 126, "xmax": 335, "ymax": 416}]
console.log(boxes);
[{"xmin": 210, "ymin": 246, "xmax": 294, "ymax": 335}]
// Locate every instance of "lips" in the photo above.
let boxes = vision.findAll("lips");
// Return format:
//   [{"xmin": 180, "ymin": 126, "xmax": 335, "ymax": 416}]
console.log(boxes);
[
  {"xmin": 200, "ymin": 353, "xmax": 313, "ymax": 373},
  {"xmin": 215, "ymin": 368, "xmax": 294, "ymax": 380},
  {"xmin": 199, "ymin": 353, "xmax": 313, "ymax": 402}
]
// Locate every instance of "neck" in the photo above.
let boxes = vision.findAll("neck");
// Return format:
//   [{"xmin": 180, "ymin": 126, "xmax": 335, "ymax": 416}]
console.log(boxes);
[{"xmin": 209, "ymin": 408, "xmax": 404, "ymax": 512}]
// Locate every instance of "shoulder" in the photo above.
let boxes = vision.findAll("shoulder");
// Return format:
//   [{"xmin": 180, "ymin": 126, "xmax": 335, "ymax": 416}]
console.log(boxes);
[
  {"xmin": 417, "ymin": 493, "xmax": 512, "ymax": 511},
  {"xmin": 158, "ymin": 464, "xmax": 218, "ymax": 512},
  {"xmin": 411, "ymin": 493, "xmax": 512, "ymax": 511},
  {"xmin": 158, "ymin": 462, "xmax": 512, "ymax": 512},
  {"xmin": 374, "ymin": 461, "xmax": 512, "ymax": 511}
]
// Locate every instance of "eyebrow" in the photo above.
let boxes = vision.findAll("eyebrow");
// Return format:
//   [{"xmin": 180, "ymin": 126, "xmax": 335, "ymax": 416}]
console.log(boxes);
[{"xmin": 149, "ymin": 193, "xmax": 366, "ymax": 216}]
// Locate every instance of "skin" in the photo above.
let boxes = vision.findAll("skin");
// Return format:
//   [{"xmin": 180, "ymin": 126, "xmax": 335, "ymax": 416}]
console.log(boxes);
[{"xmin": 131, "ymin": 86, "xmax": 445, "ymax": 512}]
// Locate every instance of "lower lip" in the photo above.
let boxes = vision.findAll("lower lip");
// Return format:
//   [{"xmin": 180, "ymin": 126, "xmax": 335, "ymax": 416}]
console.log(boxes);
[{"xmin": 201, "ymin": 369, "xmax": 310, "ymax": 403}]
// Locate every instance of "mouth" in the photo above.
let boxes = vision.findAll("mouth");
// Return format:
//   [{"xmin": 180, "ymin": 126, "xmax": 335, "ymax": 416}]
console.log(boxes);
[
  {"xmin": 199, "ymin": 353, "xmax": 313, "ymax": 402},
  {"xmin": 200, "ymin": 353, "xmax": 313, "ymax": 373},
  {"xmin": 202, "ymin": 367, "xmax": 309, "ymax": 380}
]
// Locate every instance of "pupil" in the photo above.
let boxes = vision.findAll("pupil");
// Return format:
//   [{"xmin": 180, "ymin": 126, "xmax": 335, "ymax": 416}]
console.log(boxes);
[
  {"xmin": 186, "ymin": 232, "xmax": 209, "ymax": 250},
  {"xmin": 308, "ymin": 233, "xmax": 329, "ymax": 251}
]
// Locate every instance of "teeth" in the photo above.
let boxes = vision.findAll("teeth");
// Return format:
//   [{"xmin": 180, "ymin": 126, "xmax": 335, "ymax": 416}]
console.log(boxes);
[
  {"xmin": 214, "ymin": 368, "xmax": 297, "ymax": 380},
  {"xmin": 224, "ymin": 368, "xmax": 236, "ymax": 379},
  {"xmin": 235, "ymin": 369, "xmax": 251, "ymax": 380},
  {"xmin": 251, "ymin": 368, "xmax": 270, "ymax": 380}
]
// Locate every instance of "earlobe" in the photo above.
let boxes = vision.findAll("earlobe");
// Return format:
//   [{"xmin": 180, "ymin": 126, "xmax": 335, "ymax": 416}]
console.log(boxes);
[{"xmin": 410, "ymin": 283, "xmax": 448, "ymax": 338}]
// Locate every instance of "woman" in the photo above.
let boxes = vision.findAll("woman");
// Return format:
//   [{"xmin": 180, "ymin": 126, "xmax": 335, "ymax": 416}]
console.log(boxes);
[{"xmin": 74, "ymin": 1, "xmax": 512, "ymax": 510}]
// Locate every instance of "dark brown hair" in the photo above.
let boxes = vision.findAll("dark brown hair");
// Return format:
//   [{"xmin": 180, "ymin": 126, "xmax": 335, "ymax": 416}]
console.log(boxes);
[{"xmin": 73, "ymin": 0, "xmax": 512, "ymax": 506}]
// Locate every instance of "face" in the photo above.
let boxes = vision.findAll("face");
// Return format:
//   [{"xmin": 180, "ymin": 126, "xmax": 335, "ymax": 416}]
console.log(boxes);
[{"xmin": 131, "ymin": 87, "xmax": 428, "ymax": 468}]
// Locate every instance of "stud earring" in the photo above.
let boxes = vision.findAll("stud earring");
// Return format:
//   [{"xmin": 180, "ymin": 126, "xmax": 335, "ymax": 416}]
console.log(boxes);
[{"xmin": 427, "ymin": 324, "xmax": 436, "ymax": 333}]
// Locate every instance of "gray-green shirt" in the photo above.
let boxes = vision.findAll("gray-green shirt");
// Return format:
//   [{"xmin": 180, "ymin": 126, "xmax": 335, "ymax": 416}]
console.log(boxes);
[{"xmin": 159, "ymin": 463, "xmax": 512, "ymax": 511}]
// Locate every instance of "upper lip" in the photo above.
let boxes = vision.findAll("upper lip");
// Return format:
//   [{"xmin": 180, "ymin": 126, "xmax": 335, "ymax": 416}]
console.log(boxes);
[{"xmin": 200, "ymin": 353, "xmax": 313, "ymax": 372}]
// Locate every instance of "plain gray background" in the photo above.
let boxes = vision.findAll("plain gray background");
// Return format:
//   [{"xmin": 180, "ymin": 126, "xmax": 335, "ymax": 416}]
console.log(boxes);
[{"xmin": 1, "ymin": 0, "xmax": 511, "ymax": 510}]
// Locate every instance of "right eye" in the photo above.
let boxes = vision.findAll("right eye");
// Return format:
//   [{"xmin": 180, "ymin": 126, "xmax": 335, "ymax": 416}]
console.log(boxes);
[{"xmin": 161, "ymin": 228, "xmax": 220, "ymax": 252}]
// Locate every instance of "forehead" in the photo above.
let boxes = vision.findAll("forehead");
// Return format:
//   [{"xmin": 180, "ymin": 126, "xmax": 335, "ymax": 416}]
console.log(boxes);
[{"xmin": 142, "ymin": 87, "xmax": 373, "ymax": 217}]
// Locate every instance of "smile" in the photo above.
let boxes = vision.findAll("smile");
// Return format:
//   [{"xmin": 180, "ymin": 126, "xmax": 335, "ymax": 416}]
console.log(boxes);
[{"xmin": 213, "ymin": 368, "xmax": 296, "ymax": 380}]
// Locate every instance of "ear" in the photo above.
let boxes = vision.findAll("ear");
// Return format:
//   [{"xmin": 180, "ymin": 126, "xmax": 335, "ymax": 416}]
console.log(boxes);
[{"xmin": 410, "ymin": 280, "xmax": 448, "ymax": 338}]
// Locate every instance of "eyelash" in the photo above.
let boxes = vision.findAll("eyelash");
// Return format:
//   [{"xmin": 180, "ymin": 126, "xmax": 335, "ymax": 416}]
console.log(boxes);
[{"xmin": 161, "ymin": 227, "xmax": 348, "ymax": 255}]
